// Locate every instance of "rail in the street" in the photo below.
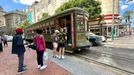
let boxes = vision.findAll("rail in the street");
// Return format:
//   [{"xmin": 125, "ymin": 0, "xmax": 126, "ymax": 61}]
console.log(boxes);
[
  {"xmin": 74, "ymin": 53, "xmax": 134, "ymax": 75},
  {"xmin": 91, "ymin": 47, "xmax": 134, "ymax": 60}
]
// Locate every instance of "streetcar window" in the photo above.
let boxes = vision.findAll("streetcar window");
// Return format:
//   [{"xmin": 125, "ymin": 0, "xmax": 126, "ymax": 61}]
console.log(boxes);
[
  {"xmin": 46, "ymin": 27, "xmax": 50, "ymax": 34},
  {"xmin": 51, "ymin": 27, "xmax": 55, "ymax": 33},
  {"xmin": 76, "ymin": 14, "xmax": 85, "ymax": 31},
  {"xmin": 77, "ymin": 20, "xmax": 85, "ymax": 31},
  {"xmin": 45, "ymin": 28, "xmax": 47, "ymax": 34},
  {"xmin": 42, "ymin": 29, "xmax": 46, "ymax": 33}
]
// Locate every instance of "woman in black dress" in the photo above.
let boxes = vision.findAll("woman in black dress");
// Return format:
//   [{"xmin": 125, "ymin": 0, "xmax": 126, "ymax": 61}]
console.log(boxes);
[{"xmin": 0, "ymin": 36, "xmax": 3, "ymax": 52}]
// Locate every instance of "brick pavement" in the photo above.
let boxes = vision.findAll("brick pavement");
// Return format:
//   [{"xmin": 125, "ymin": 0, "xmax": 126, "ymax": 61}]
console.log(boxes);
[{"xmin": 0, "ymin": 42, "xmax": 71, "ymax": 75}]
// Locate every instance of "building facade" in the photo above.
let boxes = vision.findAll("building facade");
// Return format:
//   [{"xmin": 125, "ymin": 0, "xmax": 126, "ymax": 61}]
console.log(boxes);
[
  {"xmin": 25, "ymin": 0, "xmax": 69, "ymax": 23},
  {"xmin": 4, "ymin": 10, "xmax": 26, "ymax": 34},
  {"xmin": 89, "ymin": 0, "xmax": 119, "ymax": 37},
  {"xmin": 25, "ymin": 1, "xmax": 39, "ymax": 23},
  {"xmin": 0, "ymin": 6, "xmax": 6, "ymax": 33}
]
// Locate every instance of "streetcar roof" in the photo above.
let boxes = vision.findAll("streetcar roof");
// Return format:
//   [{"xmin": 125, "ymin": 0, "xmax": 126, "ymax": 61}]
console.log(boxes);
[{"xmin": 25, "ymin": 7, "xmax": 89, "ymax": 28}]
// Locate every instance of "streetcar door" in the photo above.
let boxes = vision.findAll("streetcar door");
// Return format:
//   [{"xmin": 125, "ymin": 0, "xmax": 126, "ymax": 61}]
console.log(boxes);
[{"xmin": 59, "ymin": 15, "xmax": 72, "ymax": 47}]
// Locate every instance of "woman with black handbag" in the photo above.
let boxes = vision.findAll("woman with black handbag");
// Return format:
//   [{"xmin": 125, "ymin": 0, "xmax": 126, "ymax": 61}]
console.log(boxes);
[{"xmin": 33, "ymin": 29, "xmax": 47, "ymax": 70}]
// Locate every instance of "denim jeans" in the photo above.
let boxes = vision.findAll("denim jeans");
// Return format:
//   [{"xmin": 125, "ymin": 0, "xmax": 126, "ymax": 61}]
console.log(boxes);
[{"xmin": 18, "ymin": 53, "xmax": 24, "ymax": 72}]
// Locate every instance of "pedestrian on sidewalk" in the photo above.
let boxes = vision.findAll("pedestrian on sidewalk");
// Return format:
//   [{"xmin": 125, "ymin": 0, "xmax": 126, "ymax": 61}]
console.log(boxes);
[
  {"xmin": 51, "ymin": 29, "xmax": 59, "ymax": 58},
  {"xmin": 12, "ymin": 28, "xmax": 26, "ymax": 74},
  {"xmin": 3, "ymin": 35, "xmax": 8, "ymax": 47},
  {"xmin": 34, "ymin": 29, "xmax": 47, "ymax": 70},
  {"xmin": 0, "ymin": 35, "xmax": 3, "ymax": 52},
  {"xmin": 58, "ymin": 28, "xmax": 67, "ymax": 59}
]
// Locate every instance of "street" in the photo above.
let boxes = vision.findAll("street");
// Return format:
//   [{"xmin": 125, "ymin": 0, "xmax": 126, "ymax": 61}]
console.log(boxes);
[{"xmin": 80, "ymin": 35, "xmax": 134, "ymax": 74}]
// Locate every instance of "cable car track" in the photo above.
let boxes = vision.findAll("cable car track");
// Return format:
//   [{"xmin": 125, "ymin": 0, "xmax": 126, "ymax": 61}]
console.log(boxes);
[{"xmin": 74, "ymin": 52, "xmax": 134, "ymax": 75}]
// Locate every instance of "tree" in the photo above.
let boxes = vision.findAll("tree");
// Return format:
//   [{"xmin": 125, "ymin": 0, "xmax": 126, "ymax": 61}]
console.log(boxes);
[
  {"xmin": 123, "ymin": 10, "xmax": 134, "ymax": 34},
  {"xmin": 55, "ymin": 0, "xmax": 102, "ymax": 20},
  {"xmin": 97, "ymin": 15, "xmax": 104, "ymax": 35},
  {"xmin": 126, "ymin": 0, "xmax": 134, "ymax": 2},
  {"xmin": 18, "ymin": 20, "xmax": 30, "ymax": 29},
  {"xmin": 123, "ymin": 10, "xmax": 134, "ymax": 23},
  {"xmin": 39, "ymin": 13, "xmax": 50, "ymax": 21}
]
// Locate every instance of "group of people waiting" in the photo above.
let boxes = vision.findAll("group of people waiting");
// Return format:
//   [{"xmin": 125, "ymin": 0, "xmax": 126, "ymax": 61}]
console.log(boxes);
[
  {"xmin": 51, "ymin": 28, "xmax": 67, "ymax": 59},
  {"xmin": 11, "ymin": 27, "xmax": 67, "ymax": 74},
  {"xmin": 12, "ymin": 28, "xmax": 47, "ymax": 74}
]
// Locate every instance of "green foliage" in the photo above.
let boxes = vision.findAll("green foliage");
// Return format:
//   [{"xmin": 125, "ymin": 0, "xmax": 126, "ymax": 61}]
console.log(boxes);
[
  {"xmin": 123, "ymin": 10, "xmax": 134, "ymax": 21},
  {"xmin": 18, "ymin": 20, "xmax": 30, "ymax": 29},
  {"xmin": 126, "ymin": 0, "xmax": 134, "ymax": 2},
  {"xmin": 39, "ymin": 13, "xmax": 50, "ymax": 21},
  {"xmin": 123, "ymin": 10, "xmax": 134, "ymax": 18},
  {"xmin": 55, "ymin": 0, "xmax": 102, "ymax": 20},
  {"xmin": 98, "ymin": 15, "xmax": 104, "ymax": 25}
]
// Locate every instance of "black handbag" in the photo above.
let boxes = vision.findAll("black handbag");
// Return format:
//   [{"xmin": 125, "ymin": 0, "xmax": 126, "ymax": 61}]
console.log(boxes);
[{"xmin": 27, "ymin": 44, "xmax": 37, "ymax": 50}]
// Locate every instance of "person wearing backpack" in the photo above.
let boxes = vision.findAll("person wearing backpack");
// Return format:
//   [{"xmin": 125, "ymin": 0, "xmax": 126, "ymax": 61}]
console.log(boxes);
[
  {"xmin": 51, "ymin": 30, "xmax": 59, "ymax": 58},
  {"xmin": 3, "ymin": 35, "xmax": 8, "ymax": 47},
  {"xmin": 34, "ymin": 29, "xmax": 47, "ymax": 70},
  {"xmin": 58, "ymin": 28, "xmax": 67, "ymax": 59}
]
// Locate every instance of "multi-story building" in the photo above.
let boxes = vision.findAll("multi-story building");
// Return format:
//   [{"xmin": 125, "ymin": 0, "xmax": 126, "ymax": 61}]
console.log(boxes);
[
  {"xmin": 25, "ymin": 1, "xmax": 39, "ymax": 23},
  {"xmin": 4, "ymin": 10, "xmax": 26, "ymax": 34},
  {"xmin": 0, "ymin": 6, "xmax": 6, "ymax": 33},
  {"xmin": 25, "ymin": 0, "xmax": 69, "ymax": 23},
  {"xmin": 89, "ymin": 0, "xmax": 119, "ymax": 37}
]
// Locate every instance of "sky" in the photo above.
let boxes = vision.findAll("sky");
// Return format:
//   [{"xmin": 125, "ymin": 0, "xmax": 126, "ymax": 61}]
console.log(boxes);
[
  {"xmin": 120, "ymin": 0, "xmax": 134, "ymax": 26},
  {"xmin": 120, "ymin": 0, "xmax": 134, "ymax": 15},
  {"xmin": 0, "ymin": 0, "xmax": 133, "ymax": 26},
  {"xmin": 0, "ymin": 0, "xmax": 40, "ymax": 11}
]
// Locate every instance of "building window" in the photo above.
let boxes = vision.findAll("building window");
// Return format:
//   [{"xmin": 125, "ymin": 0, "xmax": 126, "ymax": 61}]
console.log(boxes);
[{"xmin": 48, "ymin": 0, "xmax": 51, "ymax": 4}]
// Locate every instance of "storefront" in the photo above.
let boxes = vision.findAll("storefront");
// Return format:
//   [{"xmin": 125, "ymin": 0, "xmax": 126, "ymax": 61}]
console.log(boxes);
[{"xmin": 89, "ymin": 23, "xmax": 120, "ymax": 38}]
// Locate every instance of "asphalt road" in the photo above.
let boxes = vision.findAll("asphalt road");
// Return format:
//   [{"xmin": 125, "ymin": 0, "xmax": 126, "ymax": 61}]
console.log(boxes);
[{"xmin": 75, "ymin": 46, "xmax": 134, "ymax": 74}]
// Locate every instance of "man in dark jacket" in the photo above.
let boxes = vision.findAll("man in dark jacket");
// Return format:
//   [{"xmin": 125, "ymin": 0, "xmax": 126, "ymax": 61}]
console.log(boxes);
[{"xmin": 12, "ymin": 28, "xmax": 26, "ymax": 74}]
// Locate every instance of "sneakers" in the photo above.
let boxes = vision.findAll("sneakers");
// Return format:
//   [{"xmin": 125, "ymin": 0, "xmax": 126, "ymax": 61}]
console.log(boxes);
[
  {"xmin": 52, "ymin": 55, "xmax": 55, "ymax": 57},
  {"xmin": 61, "ymin": 55, "xmax": 65, "ymax": 59},
  {"xmin": 17, "ymin": 71, "xmax": 25, "ymax": 74},
  {"xmin": 58, "ymin": 55, "xmax": 62, "ymax": 59},
  {"xmin": 58, "ymin": 55, "xmax": 65, "ymax": 59},
  {"xmin": 40, "ymin": 65, "xmax": 47, "ymax": 70},
  {"xmin": 37, "ymin": 65, "xmax": 41, "ymax": 69},
  {"xmin": 52, "ymin": 55, "xmax": 59, "ymax": 58},
  {"xmin": 17, "ymin": 69, "xmax": 27, "ymax": 74},
  {"xmin": 55, "ymin": 55, "xmax": 59, "ymax": 58}
]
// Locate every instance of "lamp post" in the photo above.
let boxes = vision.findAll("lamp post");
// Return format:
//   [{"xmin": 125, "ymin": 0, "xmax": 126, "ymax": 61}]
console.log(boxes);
[{"xmin": 112, "ymin": 0, "xmax": 115, "ymax": 41}]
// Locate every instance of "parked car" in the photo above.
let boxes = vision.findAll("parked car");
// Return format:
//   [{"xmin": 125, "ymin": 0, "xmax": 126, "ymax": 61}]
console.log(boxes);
[
  {"xmin": 86, "ymin": 32, "xmax": 106, "ymax": 46},
  {"xmin": 4, "ymin": 35, "xmax": 13, "ymax": 42}
]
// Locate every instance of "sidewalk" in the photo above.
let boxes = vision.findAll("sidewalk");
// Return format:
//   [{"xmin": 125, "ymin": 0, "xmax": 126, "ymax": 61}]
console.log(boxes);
[
  {"xmin": 103, "ymin": 35, "xmax": 134, "ymax": 49},
  {"xmin": 0, "ymin": 42, "xmax": 71, "ymax": 75}
]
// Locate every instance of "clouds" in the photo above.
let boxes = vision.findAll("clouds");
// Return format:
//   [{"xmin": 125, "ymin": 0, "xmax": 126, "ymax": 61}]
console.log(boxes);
[
  {"xmin": 13, "ymin": 0, "xmax": 40, "ymax": 5},
  {"xmin": 120, "ymin": 0, "xmax": 128, "ymax": 10},
  {"xmin": 13, "ymin": 0, "xmax": 19, "ymax": 3},
  {"xmin": 120, "ymin": 0, "xmax": 134, "ymax": 10},
  {"xmin": 121, "ymin": 5, "xmax": 128, "ymax": 10},
  {"xmin": 127, "ymin": 0, "xmax": 134, "ymax": 4}
]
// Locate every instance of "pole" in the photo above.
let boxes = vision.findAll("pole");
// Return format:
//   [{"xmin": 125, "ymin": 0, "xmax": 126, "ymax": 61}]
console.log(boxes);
[{"xmin": 112, "ymin": 0, "xmax": 115, "ymax": 41}]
